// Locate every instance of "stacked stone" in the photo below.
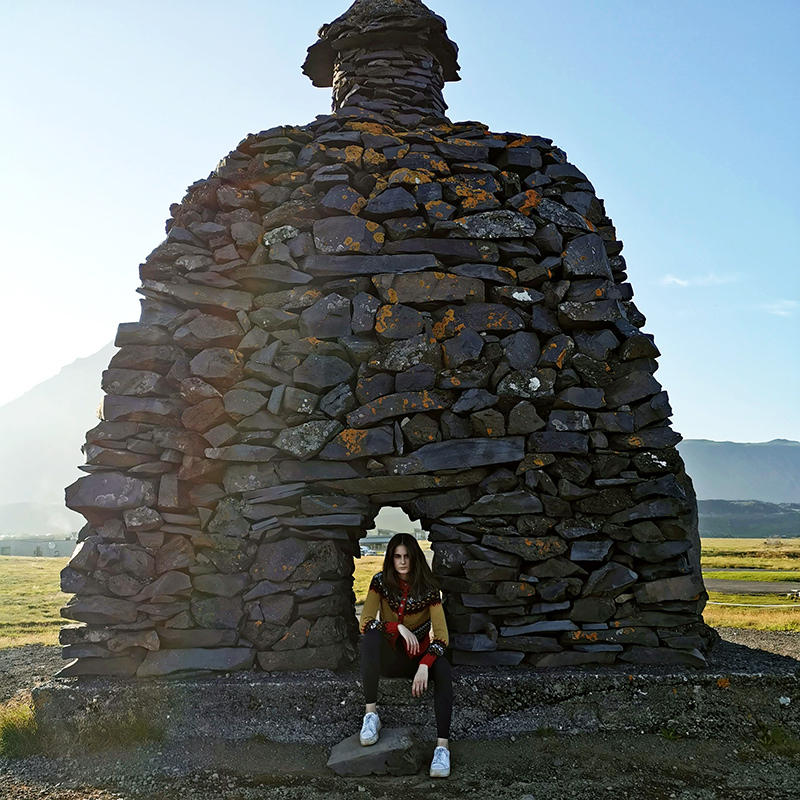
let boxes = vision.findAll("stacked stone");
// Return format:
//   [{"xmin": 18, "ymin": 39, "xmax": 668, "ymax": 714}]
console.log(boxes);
[{"xmin": 60, "ymin": 0, "xmax": 711, "ymax": 677}]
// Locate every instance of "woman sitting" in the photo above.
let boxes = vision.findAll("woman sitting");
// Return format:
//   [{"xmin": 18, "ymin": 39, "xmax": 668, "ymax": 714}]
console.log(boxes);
[{"xmin": 358, "ymin": 533, "xmax": 452, "ymax": 778}]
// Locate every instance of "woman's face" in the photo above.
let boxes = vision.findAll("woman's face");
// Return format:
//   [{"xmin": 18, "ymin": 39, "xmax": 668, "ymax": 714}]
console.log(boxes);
[{"xmin": 393, "ymin": 544, "xmax": 411, "ymax": 579}]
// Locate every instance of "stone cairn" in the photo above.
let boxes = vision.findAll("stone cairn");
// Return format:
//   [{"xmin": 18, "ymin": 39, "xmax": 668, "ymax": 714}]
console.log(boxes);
[{"xmin": 61, "ymin": 0, "xmax": 712, "ymax": 678}]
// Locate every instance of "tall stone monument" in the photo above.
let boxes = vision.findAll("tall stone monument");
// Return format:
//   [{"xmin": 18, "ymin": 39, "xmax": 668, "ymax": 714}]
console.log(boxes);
[{"xmin": 61, "ymin": 0, "xmax": 712, "ymax": 677}]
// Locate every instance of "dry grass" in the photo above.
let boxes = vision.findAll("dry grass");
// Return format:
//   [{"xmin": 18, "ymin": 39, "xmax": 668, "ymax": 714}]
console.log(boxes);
[
  {"xmin": 0, "ymin": 557, "xmax": 70, "ymax": 648},
  {"xmin": 0, "ymin": 692, "xmax": 39, "ymax": 757},
  {"xmin": 701, "ymin": 538, "xmax": 800, "ymax": 553},
  {"xmin": 701, "ymin": 538, "xmax": 800, "ymax": 570},
  {"xmin": 704, "ymin": 591, "xmax": 800, "ymax": 631},
  {"xmin": 354, "ymin": 556, "xmax": 383, "ymax": 603}
]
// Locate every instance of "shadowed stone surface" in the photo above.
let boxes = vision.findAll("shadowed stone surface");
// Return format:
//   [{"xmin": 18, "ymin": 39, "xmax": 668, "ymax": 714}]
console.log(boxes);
[{"xmin": 327, "ymin": 727, "xmax": 420, "ymax": 776}]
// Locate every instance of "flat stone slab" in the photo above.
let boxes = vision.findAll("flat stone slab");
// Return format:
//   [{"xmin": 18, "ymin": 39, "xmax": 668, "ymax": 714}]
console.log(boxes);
[
  {"xmin": 327, "ymin": 727, "xmax": 420, "ymax": 776},
  {"xmin": 31, "ymin": 641, "xmax": 800, "ymax": 755}
]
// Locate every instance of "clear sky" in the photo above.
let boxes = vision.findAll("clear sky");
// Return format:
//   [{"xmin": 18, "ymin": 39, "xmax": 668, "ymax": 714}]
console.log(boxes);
[{"xmin": 1, "ymin": 0, "xmax": 798, "ymax": 443}]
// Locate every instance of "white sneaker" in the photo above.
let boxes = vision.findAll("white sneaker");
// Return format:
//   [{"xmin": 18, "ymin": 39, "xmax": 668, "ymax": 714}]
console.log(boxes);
[
  {"xmin": 429, "ymin": 745, "xmax": 450, "ymax": 778},
  {"xmin": 359, "ymin": 711, "xmax": 381, "ymax": 746}
]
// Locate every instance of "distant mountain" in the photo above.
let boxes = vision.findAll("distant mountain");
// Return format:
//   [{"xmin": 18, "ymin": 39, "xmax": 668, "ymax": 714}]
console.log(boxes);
[
  {"xmin": 698, "ymin": 499, "xmax": 800, "ymax": 538},
  {"xmin": 678, "ymin": 439, "xmax": 800, "ymax": 504},
  {"xmin": 0, "ymin": 343, "xmax": 114, "ymax": 528}
]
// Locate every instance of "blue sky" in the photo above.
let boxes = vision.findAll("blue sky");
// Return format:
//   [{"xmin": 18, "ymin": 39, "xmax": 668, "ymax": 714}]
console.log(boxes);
[{"xmin": 1, "ymin": 0, "xmax": 797, "ymax": 443}]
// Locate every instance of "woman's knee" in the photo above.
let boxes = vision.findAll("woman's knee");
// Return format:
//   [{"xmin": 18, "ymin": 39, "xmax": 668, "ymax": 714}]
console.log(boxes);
[{"xmin": 361, "ymin": 628, "xmax": 382, "ymax": 657}]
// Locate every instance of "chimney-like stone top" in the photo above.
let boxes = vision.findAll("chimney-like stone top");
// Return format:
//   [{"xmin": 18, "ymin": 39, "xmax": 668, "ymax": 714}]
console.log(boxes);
[{"xmin": 302, "ymin": 0, "xmax": 460, "ymax": 89}]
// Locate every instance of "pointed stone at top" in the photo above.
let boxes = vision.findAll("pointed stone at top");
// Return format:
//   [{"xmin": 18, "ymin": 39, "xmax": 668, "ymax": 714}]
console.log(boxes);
[
  {"xmin": 329, "ymin": 0, "xmax": 440, "ymax": 27},
  {"xmin": 303, "ymin": 0, "xmax": 460, "ymax": 89}
]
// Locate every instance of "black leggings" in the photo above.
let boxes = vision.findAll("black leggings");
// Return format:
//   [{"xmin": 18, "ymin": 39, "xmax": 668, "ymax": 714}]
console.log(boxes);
[{"xmin": 360, "ymin": 628, "xmax": 453, "ymax": 739}]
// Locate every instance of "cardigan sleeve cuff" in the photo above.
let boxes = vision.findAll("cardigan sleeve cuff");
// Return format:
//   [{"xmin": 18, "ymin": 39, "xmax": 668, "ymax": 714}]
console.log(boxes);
[{"xmin": 419, "ymin": 653, "xmax": 437, "ymax": 668}]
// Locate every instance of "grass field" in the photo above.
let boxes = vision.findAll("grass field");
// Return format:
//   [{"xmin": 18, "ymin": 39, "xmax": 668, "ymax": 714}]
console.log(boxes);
[
  {"xmin": 0, "ymin": 557, "xmax": 69, "ymax": 648},
  {"xmin": 704, "ymin": 591, "xmax": 800, "ymax": 631},
  {"xmin": 2, "ymin": 537, "xmax": 799, "ymax": 649},
  {"xmin": 701, "ymin": 537, "xmax": 800, "ymax": 570}
]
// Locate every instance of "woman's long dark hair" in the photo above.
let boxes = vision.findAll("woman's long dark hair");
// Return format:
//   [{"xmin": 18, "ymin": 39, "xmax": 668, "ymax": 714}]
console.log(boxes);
[{"xmin": 382, "ymin": 533, "xmax": 439, "ymax": 597}]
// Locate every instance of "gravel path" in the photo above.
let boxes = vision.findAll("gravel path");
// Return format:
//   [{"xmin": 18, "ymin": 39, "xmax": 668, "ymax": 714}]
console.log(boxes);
[{"xmin": 1, "ymin": 631, "xmax": 800, "ymax": 800}]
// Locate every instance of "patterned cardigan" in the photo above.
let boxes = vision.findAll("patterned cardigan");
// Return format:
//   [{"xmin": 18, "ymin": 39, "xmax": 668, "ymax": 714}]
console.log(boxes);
[{"xmin": 359, "ymin": 572, "xmax": 449, "ymax": 667}]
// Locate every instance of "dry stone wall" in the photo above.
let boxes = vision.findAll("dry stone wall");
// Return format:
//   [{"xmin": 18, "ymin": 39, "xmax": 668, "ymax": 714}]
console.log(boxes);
[{"xmin": 60, "ymin": 0, "xmax": 712, "ymax": 678}]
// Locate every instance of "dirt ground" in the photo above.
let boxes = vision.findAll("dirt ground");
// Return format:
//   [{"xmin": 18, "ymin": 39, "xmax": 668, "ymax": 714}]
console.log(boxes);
[{"xmin": 2, "ymin": 631, "xmax": 800, "ymax": 800}]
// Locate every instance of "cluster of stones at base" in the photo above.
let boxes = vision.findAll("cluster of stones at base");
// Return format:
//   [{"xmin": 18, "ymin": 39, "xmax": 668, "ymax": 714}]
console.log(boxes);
[{"xmin": 61, "ymin": 99, "xmax": 711, "ymax": 678}]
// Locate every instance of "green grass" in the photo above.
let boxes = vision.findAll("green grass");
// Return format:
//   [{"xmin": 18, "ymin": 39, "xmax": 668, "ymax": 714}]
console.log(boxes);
[
  {"xmin": 703, "ymin": 571, "xmax": 800, "ymax": 582},
  {"xmin": 0, "ymin": 557, "xmax": 70, "ymax": 648},
  {"xmin": 756, "ymin": 723, "xmax": 800, "ymax": 756},
  {"xmin": 0, "ymin": 694, "xmax": 40, "ymax": 757}
]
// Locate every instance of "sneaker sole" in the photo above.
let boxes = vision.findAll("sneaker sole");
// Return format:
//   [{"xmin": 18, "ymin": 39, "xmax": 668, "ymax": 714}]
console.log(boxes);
[{"xmin": 430, "ymin": 768, "xmax": 450, "ymax": 778}]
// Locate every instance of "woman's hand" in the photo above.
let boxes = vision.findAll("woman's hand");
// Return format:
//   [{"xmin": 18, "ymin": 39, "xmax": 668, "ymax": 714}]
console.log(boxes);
[
  {"xmin": 397, "ymin": 624, "xmax": 419, "ymax": 655},
  {"xmin": 412, "ymin": 664, "xmax": 429, "ymax": 697}
]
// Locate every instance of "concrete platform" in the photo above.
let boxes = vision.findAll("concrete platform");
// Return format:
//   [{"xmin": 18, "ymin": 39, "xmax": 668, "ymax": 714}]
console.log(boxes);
[{"xmin": 31, "ymin": 639, "xmax": 800, "ymax": 755}]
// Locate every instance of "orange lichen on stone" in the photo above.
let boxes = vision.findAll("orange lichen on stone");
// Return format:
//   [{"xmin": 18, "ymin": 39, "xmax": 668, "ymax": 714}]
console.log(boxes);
[
  {"xmin": 408, "ymin": 153, "xmax": 449, "ymax": 174},
  {"xmin": 365, "ymin": 221, "xmax": 385, "ymax": 244},
  {"xmin": 424, "ymin": 200, "xmax": 455, "ymax": 220},
  {"xmin": 344, "ymin": 146, "xmax": 364, "ymax": 165},
  {"xmin": 484, "ymin": 309, "xmax": 514, "ymax": 329},
  {"xmin": 447, "ymin": 137, "xmax": 480, "ymax": 147},
  {"xmin": 338, "ymin": 428, "xmax": 369, "ymax": 456},
  {"xmin": 350, "ymin": 197, "xmax": 367, "ymax": 215},
  {"xmin": 717, "ymin": 677, "xmax": 731, "ymax": 690},
  {"xmin": 388, "ymin": 168, "xmax": 434, "ymax": 186},
  {"xmin": 516, "ymin": 190, "xmax": 542, "ymax": 216},
  {"xmin": 499, "ymin": 266, "xmax": 517, "ymax": 280},
  {"xmin": 363, "ymin": 148, "xmax": 387, "ymax": 169},
  {"xmin": 507, "ymin": 136, "xmax": 534, "ymax": 148},
  {"xmin": 432, "ymin": 308, "xmax": 464, "ymax": 340},
  {"xmin": 543, "ymin": 341, "xmax": 567, "ymax": 369},
  {"xmin": 345, "ymin": 121, "xmax": 393, "ymax": 135},
  {"xmin": 374, "ymin": 305, "xmax": 394, "ymax": 334},
  {"xmin": 387, "ymin": 288, "xmax": 398, "ymax": 304},
  {"xmin": 370, "ymin": 176, "xmax": 389, "ymax": 198},
  {"xmin": 627, "ymin": 436, "xmax": 644, "ymax": 448},
  {"xmin": 461, "ymin": 191, "xmax": 494, "ymax": 211},
  {"xmin": 565, "ymin": 630, "xmax": 599, "ymax": 643}
]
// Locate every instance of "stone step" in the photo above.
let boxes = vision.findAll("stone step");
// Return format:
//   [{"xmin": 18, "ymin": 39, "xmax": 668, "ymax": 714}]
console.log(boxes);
[{"xmin": 32, "ymin": 642, "xmax": 800, "ymax": 756}]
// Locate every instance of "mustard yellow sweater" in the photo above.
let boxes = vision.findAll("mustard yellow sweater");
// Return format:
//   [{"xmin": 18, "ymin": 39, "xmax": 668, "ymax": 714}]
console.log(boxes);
[{"xmin": 359, "ymin": 572, "xmax": 449, "ymax": 666}]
